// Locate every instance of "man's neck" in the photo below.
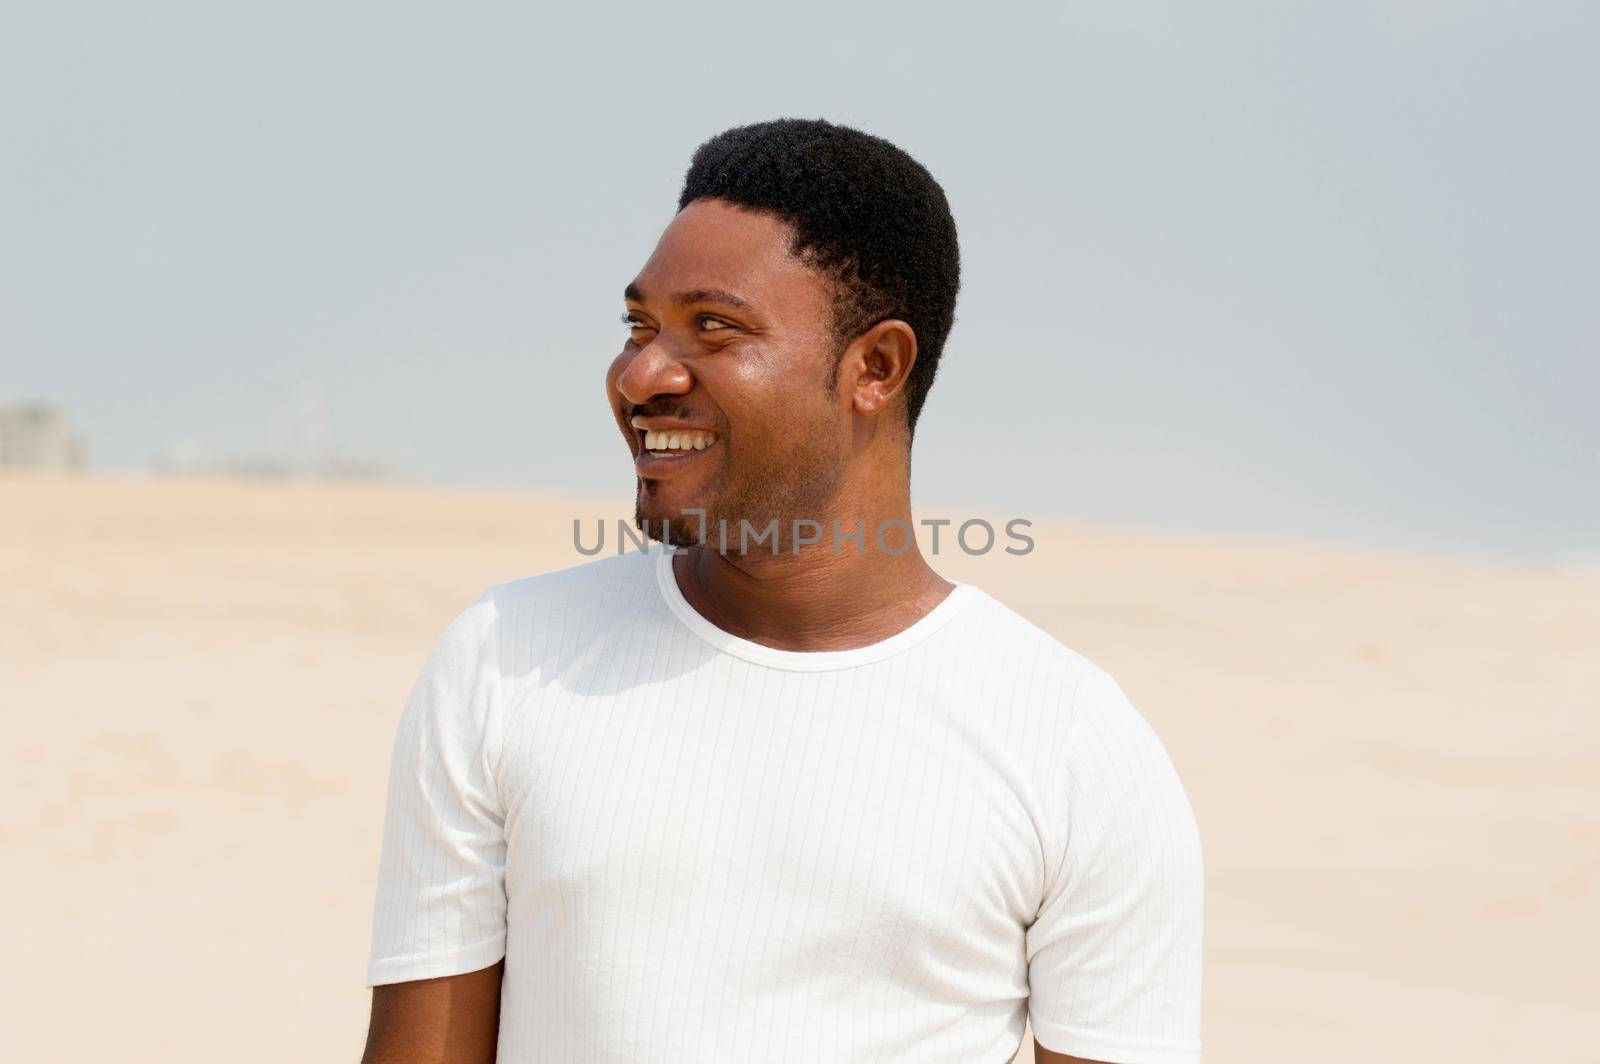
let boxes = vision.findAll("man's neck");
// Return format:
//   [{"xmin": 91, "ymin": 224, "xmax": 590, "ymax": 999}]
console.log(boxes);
[{"xmin": 670, "ymin": 505, "xmax": 954, "ymax": 654}]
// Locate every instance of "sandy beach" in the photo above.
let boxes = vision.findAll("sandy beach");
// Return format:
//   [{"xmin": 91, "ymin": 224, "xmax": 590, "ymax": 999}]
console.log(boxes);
[{"xmin": 3, "ymin": 473, "xmax": 1595, "ymax": 1062}]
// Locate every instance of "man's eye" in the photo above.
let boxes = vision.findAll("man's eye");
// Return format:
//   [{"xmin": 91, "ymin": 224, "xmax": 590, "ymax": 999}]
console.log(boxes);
[{"xmin": 618, "ymin": 313, "xmax": 731, "ymax": 335}]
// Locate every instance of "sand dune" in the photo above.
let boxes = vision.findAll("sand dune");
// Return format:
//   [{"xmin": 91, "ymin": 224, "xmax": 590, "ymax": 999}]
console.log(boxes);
[{"xmin": 3, "ymin": 474, "xmax": 1595, "ymax": 1062}]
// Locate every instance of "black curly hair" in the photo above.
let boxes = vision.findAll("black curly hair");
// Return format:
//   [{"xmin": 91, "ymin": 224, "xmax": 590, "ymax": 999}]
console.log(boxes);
[{"xmin": 677, "ymin": 117, "xmax": 960, "ymax": 435}]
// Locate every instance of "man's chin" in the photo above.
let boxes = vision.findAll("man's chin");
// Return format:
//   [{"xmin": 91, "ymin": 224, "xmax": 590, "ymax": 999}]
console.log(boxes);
[
  {"xmin": 635, "ymin": 492, "xmax": 712, "ymax": 548},
  {"xmin": 635, "ymin": 516, "xmax": 702, "ymax": 548}
]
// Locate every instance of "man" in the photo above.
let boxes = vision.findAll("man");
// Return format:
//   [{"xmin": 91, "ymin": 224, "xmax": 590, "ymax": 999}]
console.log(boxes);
[{"xmin": 361, "ymin": 118, "xmax": 1203, "ymax": 1063}]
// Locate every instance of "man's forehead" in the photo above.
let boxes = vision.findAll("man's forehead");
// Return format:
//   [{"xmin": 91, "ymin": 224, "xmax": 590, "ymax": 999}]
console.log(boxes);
[
  {"xmin": 626, "ymin": 199, "xmax": 822, "ymax": 310},
  {"xmin": 624, "ymin": 280, "xmax": 753, "ymax": 311}
]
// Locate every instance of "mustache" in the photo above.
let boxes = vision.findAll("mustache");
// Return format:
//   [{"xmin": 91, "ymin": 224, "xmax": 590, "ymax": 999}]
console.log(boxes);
[{"xmin": 627, "ymin": 402, "xmax": 716, "ymax": 425}]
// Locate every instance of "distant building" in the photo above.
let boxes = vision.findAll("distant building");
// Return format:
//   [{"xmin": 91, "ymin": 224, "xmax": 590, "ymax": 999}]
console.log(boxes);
[{"xmin": 0, "ymin": 402, "xmax": 87, "ymax": 470}]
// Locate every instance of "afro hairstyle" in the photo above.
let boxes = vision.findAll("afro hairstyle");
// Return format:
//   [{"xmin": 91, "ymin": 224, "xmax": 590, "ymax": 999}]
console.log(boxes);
[{"xmin": 677, "ymin": 117, "xmax": 960, "ymax": 435}]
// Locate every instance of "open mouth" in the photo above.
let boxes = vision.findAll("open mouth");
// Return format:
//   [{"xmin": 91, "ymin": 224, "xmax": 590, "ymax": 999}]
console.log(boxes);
[
  {"xmin": 638, "ymin": 427, "xmax": 718, "ymax": 458},
  {"xmin": 630, "ymin": 417, "xmax": 720, "ymax": 475}
]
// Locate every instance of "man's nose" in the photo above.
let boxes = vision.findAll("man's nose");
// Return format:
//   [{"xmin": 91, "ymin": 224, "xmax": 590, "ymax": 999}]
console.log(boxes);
[{"xmin": 614, "ymin": 339, "xmax": 693, "ymax": 406}]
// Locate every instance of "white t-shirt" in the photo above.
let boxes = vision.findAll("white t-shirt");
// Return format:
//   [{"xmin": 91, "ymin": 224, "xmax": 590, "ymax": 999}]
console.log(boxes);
[{"xmin": 367, "ymin": 547, "xmax": 1203, "ymax": 1063}]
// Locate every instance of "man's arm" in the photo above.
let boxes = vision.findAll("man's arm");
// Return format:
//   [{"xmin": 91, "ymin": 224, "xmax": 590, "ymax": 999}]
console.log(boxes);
[
  {"xmin": 361, "ymin": 962, "xmax": 504, "ymax": 1064},
  {"xmin": 1024, "ymin": 666, "xmax": 1205, "ymax": 1063},
  {"xmin": 364, "ymin": 593, "xmax": 509, "ymax": 1055},
  {"xmin": 1032, "ymin": 1038, "xmax": 1109, "ymax": 1063}
]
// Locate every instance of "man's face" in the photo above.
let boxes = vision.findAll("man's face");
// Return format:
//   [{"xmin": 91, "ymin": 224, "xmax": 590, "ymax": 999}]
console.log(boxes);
[{"xmin": 606, "ymin": 198, "xmax": 850, "ymax": 548}]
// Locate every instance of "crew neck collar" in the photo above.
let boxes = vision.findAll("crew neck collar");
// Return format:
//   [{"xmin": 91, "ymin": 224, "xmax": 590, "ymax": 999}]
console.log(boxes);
[{"xmin": 652, "ymin": 546, "xmax": 976, "ymax": 672}]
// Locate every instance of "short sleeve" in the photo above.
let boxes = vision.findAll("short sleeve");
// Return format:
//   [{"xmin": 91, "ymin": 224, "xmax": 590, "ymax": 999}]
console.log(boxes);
[
  {"xmin": 1025, "ymin": 666, "xmax": 1205, "ymax": 1063},
  {"xmin": 366, "ymin": 592, "xmax": 509, "ymax": 987}
]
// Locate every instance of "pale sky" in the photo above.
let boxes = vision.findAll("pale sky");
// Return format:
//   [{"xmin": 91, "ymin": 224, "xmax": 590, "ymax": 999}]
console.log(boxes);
[{"xmin": 3, "ymin": 1, "xmax": 1595, "ymax": 564}]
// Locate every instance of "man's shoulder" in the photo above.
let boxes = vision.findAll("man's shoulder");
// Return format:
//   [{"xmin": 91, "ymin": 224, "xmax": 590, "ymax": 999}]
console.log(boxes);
[
  {"xmin": 953, "ymin": 583, "xmax": 1173, "ymax": 741},
  {"xmin": 424, "ymin": 551, "xmax": 660, "ymax": 693},
  {"xmin": 481, "ymin": 548, "xmax": 657, "ymax": 618},
  {"xmin": 957, "ymin": 585, "xmax": 1187, "ymax": 812},
  {"xmin": 953, "ymin": 582, "xmax": 1104, "ymax": 686}
]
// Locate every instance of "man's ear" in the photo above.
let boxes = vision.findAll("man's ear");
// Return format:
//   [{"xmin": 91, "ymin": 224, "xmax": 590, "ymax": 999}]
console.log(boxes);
[{"xmin": 844, "ymin": 319, "xmax": 918, "ymax": 418}]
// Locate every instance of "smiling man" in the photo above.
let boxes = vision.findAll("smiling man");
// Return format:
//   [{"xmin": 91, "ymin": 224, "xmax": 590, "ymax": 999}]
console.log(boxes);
[{"xmin": 361, "ymin": 118, "xmax": 1204, "ymax": 1064}]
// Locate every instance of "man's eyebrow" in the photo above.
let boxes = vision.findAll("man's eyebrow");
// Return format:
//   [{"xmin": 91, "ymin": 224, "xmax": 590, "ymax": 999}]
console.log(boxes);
[{"xmin": 623, "ymin": 283, "xmax": 753, "ymax": 311}]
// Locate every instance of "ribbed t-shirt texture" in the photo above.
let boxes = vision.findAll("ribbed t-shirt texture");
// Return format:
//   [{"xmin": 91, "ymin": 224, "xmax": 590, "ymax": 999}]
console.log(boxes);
[{"xmin": 367, "ymin": 547, "xmax": 1204, "ymax": 1062}]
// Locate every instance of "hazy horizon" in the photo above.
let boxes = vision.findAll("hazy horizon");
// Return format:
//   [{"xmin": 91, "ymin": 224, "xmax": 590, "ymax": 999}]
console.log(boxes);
[{"xmin": 4, "ymin": 1, "xmax": 1595, "ymax": 566}]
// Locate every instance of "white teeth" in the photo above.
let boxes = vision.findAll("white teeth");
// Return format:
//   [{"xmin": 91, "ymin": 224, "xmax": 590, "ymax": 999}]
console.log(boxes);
[{"xmin": 639, "ymin": 428, "xmax": 717, "ymax": 453}]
